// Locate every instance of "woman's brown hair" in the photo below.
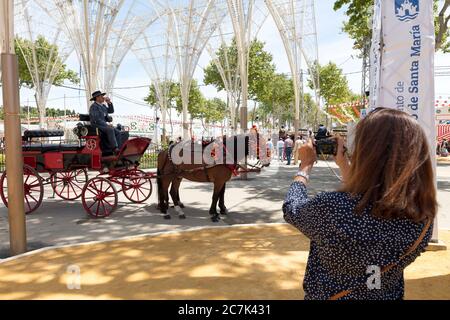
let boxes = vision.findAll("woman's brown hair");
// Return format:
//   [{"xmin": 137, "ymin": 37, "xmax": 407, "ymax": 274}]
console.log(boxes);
[{"xmin": 341, "ymin": 108, "xmax": 437, "ymax": 222}]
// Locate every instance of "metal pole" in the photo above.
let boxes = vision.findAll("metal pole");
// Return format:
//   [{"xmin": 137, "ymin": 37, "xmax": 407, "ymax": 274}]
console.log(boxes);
[
  {"xmin": 27, "ymin": 98, "xmax": 30, "ymax": 129},
  {"xmin": 64, "ymin": 94, "xmax": 67, "ymax": 130},
  {"xmin": 1, "ymin": 0, "xmax": 27, "ymax": 256}
]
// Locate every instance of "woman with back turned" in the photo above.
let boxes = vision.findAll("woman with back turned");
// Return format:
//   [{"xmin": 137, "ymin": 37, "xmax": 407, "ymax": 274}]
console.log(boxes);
[{"xmin": 283, "ymin": 108, "xmax": 437, "ymax": 300}]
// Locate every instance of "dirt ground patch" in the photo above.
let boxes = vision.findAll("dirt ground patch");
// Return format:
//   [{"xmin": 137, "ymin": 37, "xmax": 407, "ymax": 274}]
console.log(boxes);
[{"xmin": 0, "ymin": 224, "xmax": 448, "ymax": 300}]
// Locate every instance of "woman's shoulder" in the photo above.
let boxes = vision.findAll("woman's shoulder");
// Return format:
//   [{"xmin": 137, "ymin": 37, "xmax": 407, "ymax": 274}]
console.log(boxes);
[
  {"xmin": 315, "ymin": 191, "xmax": 428, "ymax": 244},
  {"xmin": 314, "ymin": 190, "xmax": 358, "ymax": 207}
]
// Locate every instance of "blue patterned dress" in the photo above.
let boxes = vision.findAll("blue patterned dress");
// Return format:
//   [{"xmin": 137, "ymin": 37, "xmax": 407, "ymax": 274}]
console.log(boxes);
[{"xmin": 282, "ymin": 181, "xmax": 433, "ymax": 300}]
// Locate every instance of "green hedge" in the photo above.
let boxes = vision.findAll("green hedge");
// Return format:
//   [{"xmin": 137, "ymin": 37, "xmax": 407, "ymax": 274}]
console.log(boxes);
[
  {"xmin": 0, "ymin": 153, "xmax": 4, "ymax": 171},
  {"xmin": 139, "ymin": 152, "xmax": 158, "ymax": 170}
]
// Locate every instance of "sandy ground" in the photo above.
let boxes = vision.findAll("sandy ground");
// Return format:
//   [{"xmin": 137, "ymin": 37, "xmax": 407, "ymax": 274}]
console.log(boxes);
[
  {"xmin": 0, "ymin": 224, "xmax": 448, "ymax": 300},
  {"xmin": 0, "ymin": 161, "xmax": 449, "ymax": 300}
]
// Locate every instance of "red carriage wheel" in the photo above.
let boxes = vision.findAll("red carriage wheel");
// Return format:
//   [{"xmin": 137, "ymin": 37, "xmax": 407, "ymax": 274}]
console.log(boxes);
[
  {"xmin": 51, "ymin": 169, "xmax": 88, "ymax": 200},
  {"xmin": 122, "ymin": 169, "xmax": 153, "ymax": 204},
  {"xmin": 0, "ymin": 165, "xmax": 44, "ymax": 214},
  {"xmin": 81, "ymin": 177, "xmax": 118, "ymax": 218}
]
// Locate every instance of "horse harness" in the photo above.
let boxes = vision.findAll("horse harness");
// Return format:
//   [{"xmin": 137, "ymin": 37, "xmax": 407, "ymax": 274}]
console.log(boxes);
[{"xmin": 166, "ymin": 142, "xmax": 243, "ymax": 181}]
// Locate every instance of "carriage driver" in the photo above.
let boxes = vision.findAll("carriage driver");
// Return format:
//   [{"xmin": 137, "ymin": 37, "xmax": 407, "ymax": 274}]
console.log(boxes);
[{"xmin": 89, "ymin": 90, "xmax": 121, "ymax": 155}]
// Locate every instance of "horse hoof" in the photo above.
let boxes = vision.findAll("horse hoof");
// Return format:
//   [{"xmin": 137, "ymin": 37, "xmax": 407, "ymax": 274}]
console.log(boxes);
[
  {"xmin": 220, "ymin": 209, "xmax": 229, "ymax": 215},
  {"xmin": 179, "ymin": 203, "xmax": 185, "ymax": 209},
  {"xmin": 179, "ymin": 214, "xmax": 186, "ymax": 220},
  {"xmin": 211, "ymin": 215, "xmax": 221, "ymax": 223},
  {"xmin": 163, "ymin": 214, "xmax": 171, "ymax": 220}
]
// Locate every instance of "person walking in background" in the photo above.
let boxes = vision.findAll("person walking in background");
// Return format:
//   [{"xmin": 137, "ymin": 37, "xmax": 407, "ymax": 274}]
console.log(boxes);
[
  {"xmin": 293, "ymin": 135, "xmax": 305, "ymax": 166},
  {"xmin": 266, "ymin": 138, "xmax": 274, "ymax": 159},
  {"xmin": 441, "ymin": 138, "xmax": 449, "ymax": 157},
  {"xmin": 284, "ymin": 135, "xmax": 294, "ymax": 165},
  {"xmin": 277, "ymin": 138, "xmax": 285, "ymax": 162}
]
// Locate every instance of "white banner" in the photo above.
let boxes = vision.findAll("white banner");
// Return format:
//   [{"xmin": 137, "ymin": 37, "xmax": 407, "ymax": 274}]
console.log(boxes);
[
  {"xmin": 377, "ymin": 0, "xmax": 435, "ymax": 138},
  {"xmin": 374, "ymin": 0, "xmax": 438, "ymax": 238}
]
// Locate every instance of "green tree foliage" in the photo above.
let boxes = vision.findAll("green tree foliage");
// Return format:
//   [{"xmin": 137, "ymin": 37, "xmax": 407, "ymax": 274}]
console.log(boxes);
[
  {"xmin": 145, "ymin": 81, "xmax": 227, "ymax": 124},
  {"xmin": 144, "ymin": 81, "xmax": 177, "ymax": 108},
  {"xmin": 302, "ymin": 93, "xmax": 327, "ymax": 127},
  {"xmin": 334, "ymin": 0, "xmax": 450, "ymax": 53},
  {"xmin": 0, "ymin": 106, "xmax": 76, "ymax": 120},
  {"xmin": 203, "ymin": 40, "xmax": 239, "ymax": 92},
  {"xmin": 203, "ymin": 98, "xmax": 228, "ymax": 124},
  {"xmin": 173, "ymin": 80, "xmax": 205, "ymax": 120},
  {"xmin": 258, "ymin": 73, "xmax": 294, "ymax": 120},
  {"xmin": 308, "ymin": 62, "xmax": 353, "ymax": 105},
  {"xmin": 203, "ymin": 39, "xmax": 276, "ymax": 101},
  {"xmin": 15, "ymin": 36, "xmax": 80, "ymax": 88}
]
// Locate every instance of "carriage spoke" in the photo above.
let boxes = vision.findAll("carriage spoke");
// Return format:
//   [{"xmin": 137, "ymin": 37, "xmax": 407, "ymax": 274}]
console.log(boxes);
[
  {"xmin": 85, "ymin": 187, "xmax": 97, "ymax": 197},
  {"xmin": 29, "ymin": 185, "xmax": 42, "ymax": 192},
  {"xmin": 136, "ymin": 188, "xmax": 140, "ymax": 202},
  {"xmin": 73, "ymin": 183, "xmax": 83, "ymax": 191},
  {"xmin": 24, "ymin": 196, "xmax": 32, "ymax": 212},
  {"xmin": 54, "ymin": 180, "xmax": 64, "ymax": 188},
  {"xmin": 95, "ymin": 201, "xmax": 101, "ymax": 217},
  {"xmin": 137, "ymin": 188, "xmax": 146, "ymax": 199},
  {"xmin": 28, "ymin": 193, "xmax": 38, "ymax": 204},
  {"xmin": 66, "ymin": 182, "xmax": 71, "ymax": 198},
  {"xmin": 130, "ymin": 188, "xmax": 137, "ymax": 200},
  {"xmin": 87, "ymin": 200, "xmax": 97, "ymax": 210},
  {"xmin": 69, "ymin": 183, "xmax": 78, "ymax": 196},
  {"xmin": 103, "ymin": 196, "xmax": 114, "ymax": 207}
]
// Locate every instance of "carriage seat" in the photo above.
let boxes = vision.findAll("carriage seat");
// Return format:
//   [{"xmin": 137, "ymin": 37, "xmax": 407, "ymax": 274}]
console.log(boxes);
[
  {"xmin": 22, "ymin": 143, "xmax": 81, "ymax": 152},
  {"xmin": 78, "ymin": 114, "xmax": 113, "ymax": 136},
  {"xmin": 23, "ymin": 130, "xmax": 64, "ymax": 141},
  {"xmin": 78, "ymin": 114, "xmax": 129, "ymax": 149}
]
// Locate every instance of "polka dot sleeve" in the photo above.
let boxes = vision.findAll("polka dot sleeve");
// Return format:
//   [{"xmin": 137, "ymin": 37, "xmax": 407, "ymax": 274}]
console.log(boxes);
[{"xmin": 282, "ymin": 181, "xmax": 331, "ymax": 243}]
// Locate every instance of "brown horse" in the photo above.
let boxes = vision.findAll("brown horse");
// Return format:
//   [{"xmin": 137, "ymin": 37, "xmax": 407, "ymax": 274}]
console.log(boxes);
[{"xmin": 156, "ymin": 134, "xmax": 268, "ymax": 222}]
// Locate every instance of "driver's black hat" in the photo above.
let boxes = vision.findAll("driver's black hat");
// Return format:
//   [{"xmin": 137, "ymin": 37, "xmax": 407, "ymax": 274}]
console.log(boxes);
[{"xmin": 90, "ymin": 90, "xmax": 106, "ymax": 101}]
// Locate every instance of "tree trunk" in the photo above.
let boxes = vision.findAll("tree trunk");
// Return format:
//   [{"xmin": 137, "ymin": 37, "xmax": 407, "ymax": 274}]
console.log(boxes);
[{"xmin": 436, "ymin": 0, "xmax": 450, "ymax": 51}]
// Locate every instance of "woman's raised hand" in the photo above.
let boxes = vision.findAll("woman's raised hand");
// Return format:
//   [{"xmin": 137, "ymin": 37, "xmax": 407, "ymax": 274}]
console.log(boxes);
[
  {"xmin": 334, "ymin": 136, "xmax": 351, "ymax": 183},
  {"xmin": 333, "ymin": 136, "xmax": 349, "ymax": 168},
  {"xmin": 298, "ymin": 138, "xmax": 317, "ymax": 168}
]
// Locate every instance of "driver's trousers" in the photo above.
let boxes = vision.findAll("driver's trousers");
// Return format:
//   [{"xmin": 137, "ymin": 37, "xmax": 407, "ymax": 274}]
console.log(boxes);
[{"xmin": 97, "ymin": 126, "xmax": 121, "ymax": 152}]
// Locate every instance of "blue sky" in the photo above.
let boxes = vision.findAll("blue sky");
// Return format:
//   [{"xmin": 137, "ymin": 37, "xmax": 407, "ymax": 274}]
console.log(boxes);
[{"xmin": 14, "ymin": 0, "xmax": 450, "ymax": 116}]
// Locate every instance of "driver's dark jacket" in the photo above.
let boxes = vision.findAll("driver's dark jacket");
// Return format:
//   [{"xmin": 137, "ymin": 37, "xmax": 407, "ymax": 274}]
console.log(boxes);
[{"xmin": 89, "ymin": 102, "xmax": 114, "ymax": 129}]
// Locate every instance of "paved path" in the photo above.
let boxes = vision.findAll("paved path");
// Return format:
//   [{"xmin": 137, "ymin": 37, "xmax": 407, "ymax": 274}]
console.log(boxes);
[{"xmin": 1, "ymin": 161, "xmax": 449, "ymax": 258}]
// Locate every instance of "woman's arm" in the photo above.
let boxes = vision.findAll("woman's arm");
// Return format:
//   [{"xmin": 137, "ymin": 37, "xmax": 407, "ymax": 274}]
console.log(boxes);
[
  {"xmin": 284, "ymin": 138, "xmax": 331, "ymax": 242},
  {"xmin": 283, "ymin": 182, "xmax": 330, "ymax": 242}
]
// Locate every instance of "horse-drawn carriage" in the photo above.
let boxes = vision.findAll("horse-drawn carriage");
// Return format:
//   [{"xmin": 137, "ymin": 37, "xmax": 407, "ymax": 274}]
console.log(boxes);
[
  {"xmin": 0, "ymin": 115, "xmax": 270, "ymax": 222},
  {"xmin": 0, "ymin": 114, "xmax": 154, "ymax": 218}
]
